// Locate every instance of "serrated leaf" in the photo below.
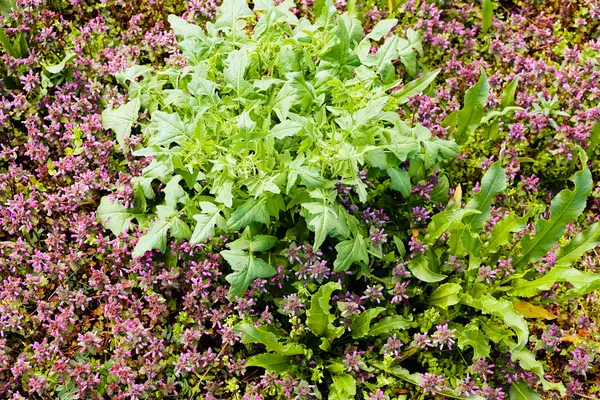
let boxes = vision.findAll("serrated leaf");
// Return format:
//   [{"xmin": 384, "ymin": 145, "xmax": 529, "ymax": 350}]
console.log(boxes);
[
  {"xmin": 484, "ymin": 212, "xmax": 529, "ymax": 254},
  {"xmin": 245, "ymin": 353, "xmax": 292, "ymax": 373},
  {"xmin": 393, "ymin": 69, "xmax": 440, "ymax": 104},
  {"xmin": 215, "ymin": 0, "xmax": 254, "ymax": 31},
  {"xmin": 168, "ymin": 15, "xmax": 205, "ymax": 39},
  {"xmin": 408, "ymin": 256, "xmax": 447, "ymax": 282},
  {"xmin": 511, "ymin": 349, "xmax": 565, "ymax": 394},
  {"xmin": 387, "ymin": 167, "xmax": 411, "ymax": 197},
  {"xmin": 514, "ymin": 162, "xmax": 592, "ymax": 270},
  {"xmin": 132, "ymin": 219, "xmax": 170, "ymax": 258},
  {"xmin": 455, "ymin": 68, "xmax": 489, "ymax": 144},
  {"xmin": 508, "ymin": 266, "xmax": 600, "ymax": 297},
  {"xmin": 101, "ymin": 98, "xmax": 140, "ymax": 150},
  {"xmin": 509, "ymin": 380, "xmax": 541, "ymax": 400},
  {"xmin": 462, "ymin": 294, "xmax": 528, "ymax": 351},
  {"xmin": 334, "ymin": 234, "xmax": 368, "ymax": 272},
  {"xmin": 428, "ymin": 283, "xmax": 461, "ymax": 309},
  {"xmin": 227, "ymin": 198, "xmax": 270, "ymax": 230},
  {"xmin": 350, "ymin": 307, "xmax": 385, "ymax": 339},
  {"xmin": 170, "ymin": 217, "xmax": 192, "ymax": 239},
  {"xmin": 555, "ymin": 222, "xmax": 600, "ymax": 267},
  {"xmin": 458, "ymin": 327, "xmax": 491, "ymax": 359},
  {"xmin": 223, "ymin": 250, "xmax": 277, "ymax": 299},
  {"xmin": 306, "ymin": 282, "xmax": 344, "ymax": 339},
  {"xmin": 369, "ymin": 316, "xmax": 411, "ymax": 336},
  {"xmin": 235, "ymin": 323, "xmax": 305, "ymax": 355}
]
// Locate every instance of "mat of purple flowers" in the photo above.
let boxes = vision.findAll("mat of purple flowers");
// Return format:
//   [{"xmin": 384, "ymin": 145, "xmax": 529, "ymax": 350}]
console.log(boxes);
[{"xmin": 1, "ymin": 0, "xmax": 599, "ymax": 399}]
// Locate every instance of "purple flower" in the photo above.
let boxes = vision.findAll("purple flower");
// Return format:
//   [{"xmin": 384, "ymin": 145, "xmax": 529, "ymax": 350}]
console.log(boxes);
[
  {"xmin": 431, "ymin": 323, "xmax": 456, "ymax": 350},
  {"xmin": 569, "ymin": 347, "xmax": 593, "ymax": 377},
  {"xmin": 419, "ymin": 373, "xmax": 445, "ymax": 395}
]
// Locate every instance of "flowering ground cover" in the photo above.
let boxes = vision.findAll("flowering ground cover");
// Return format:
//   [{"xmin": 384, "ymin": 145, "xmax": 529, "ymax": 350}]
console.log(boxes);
[{"xmin": 0, "ymin": 0, "xmax": 599, "ymax": 399}]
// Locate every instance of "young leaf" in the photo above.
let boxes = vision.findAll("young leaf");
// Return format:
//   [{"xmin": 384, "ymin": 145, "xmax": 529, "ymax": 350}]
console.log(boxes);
[
  {"xmin": 427, "ymin": 283, "xmax": 461, "ymax": 309},
  {"xmin": 513, "ymin": 161, "xmax": 592, "ymax": 270},
  {"xmin": 555, "ymin": 222, "xmax": 600, "ymax": 267},
  {"xmin": 350, "ymin": 307, "xmax": 385, "ymax": 339},
  {"xmin": 101, "ymin": 98, "xmax": 140, "ymax": 149},
  {"xmin": 306, "ymin": 282, "xmax": 345, "ymax": 339},
  {"xmin": 245, "ymin": 353, "xmax": 292, "ymax": 374},
  {"xmin": 454, "ymin": 68, "xmax": 489, "ymax": 144},
  {"xmin": 235, "ymin": 323, "xmax": 305, "ymax": 355},
  {"xmin": 215, "ymin": 0, "xmax": 254, "ymax": 32},
  {"xmin": 369, "ymin": 316, "xmax": 411, "ymax": 336},
  {"xmin": 223, "ymin": 250, "xmax": 277, "ymax": 299},
  {"xmin": 333, "ymin": 234, "xmax": 368, "ymax": 272},
  {"xmin": 500, "ymin": 77, "xmax": 519, "ymax": 108}
]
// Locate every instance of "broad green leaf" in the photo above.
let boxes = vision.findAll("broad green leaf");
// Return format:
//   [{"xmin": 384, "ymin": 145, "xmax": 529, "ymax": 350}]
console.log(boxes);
[
  {"xmin": 458, "ymin": 327, "xmax": 490, "ymax": 359},
  {"xmin": 555, "ymin": 222, "xmax": 600, "ymax": 267},
  {"xmin": 245, "ymin": 353, "xmax": 292, "ymax": 373},
  {"xmin": 97, "ymin": 197, "xmax": 134, "ymax": 235},
  {"xmin": 215, "ymin": 0, "xmax": 254, "ymax": 32},
  {"xmin": 267, "ymin": 120, "xmax": 303, "ymax": 140},
  {"xmin": 426, "ymin": 208, "xmax": 480, "ymax": 241},
  {"xmin": 509, "ymin": 380, "xmax": 541, "ymax": 400},
  {"xmin": 422, "ymin": 139, "xmax": 459, "ymax": 169},
  {"xmin": 168, "ymin": 15, "xmax": 206, "ymax": 38},
  {"xmin": 223, "ymin": 250, "xmax": 277, "ymax": 299},
  {"xmin": 227, "ymin": 198, "xmax": 270, "ymax": 230},
  {"xmin": 364, "ymin": 35, "xmax": 400, "ymax": 78},
  {"xmin": 427, "ymin": 283, "xmax": 461, "ymax": 309},
  {"xmin": 248, "ymin": 235, "xmax": 278, "ymax": 252},
  {"xmin": 350, "ymin": 307, "xmax": 385, "ymax": 339},
  {"xmin": 514, "ymin": 162, "xmax": 592, "ymax": 270},
  {"xmin": 170, "ymin": 217, "xmax": 192, "ymax": 239},
  {"xmin": 387, "ymin": 168, "xmax": 411, "ymax": 197},
  {"xmin": 455, "ymin": 68, "xmax": 489, "ymax": 144},
  {"xmin": 334, "ymin": 234, "xmax": 368, "ymax": 272},
  {"xmin": 484, "ymin": 212, "xmax": 529, "ymax": 254},
  {"xmin": 190, "ymin": 203, "xmax": 224, "ymax": 245},
  {"xmin": 0, "ymin": 0, "xmax": 16, "ymax": 17},
  {"xmin": 462, "ymin": 294, "xmax": 528, "ymax": 351},
  {"xmin": 132, "ymin": 219, "xmax": 170, "ymax": 258},
  {"xmin": 463, "ymin": 161, "xmax": 506, "ymax": 232},
  {"xmin": 235, "ymin": 323, "xmax": 305, "ymax": 355},
  {"xmin": 306, "ymin": 282, "xmax": 345, "ymax": 339},
  {"xmin": 587, "ymin": 121, "xmax": 600, "ymax": 157},
  {"xmin": 329, "ymin": 374, "xmax": 356, "ymax": 400},
  {"xmin": 224, "ymin": 49, "xmax": 251, "ymax": 96},
  {"xmin": 101, "ymin": 98, "xmax": 140, "ymax": 149},
  {"xmin": 352, "ymin": 97, "xmax": 388, "ymax": 130},
  {"xmin": 408, "ymin": 256, "xmax": 447, "ymax": 282},
  {"xmin": 163, "ymin": 176, "xmax": 187, "ymax": 207},
  {"xmin": 393, "ymin": 69, "xmax": 440, "ymax": 104},
  {"xmin": 148, "ymin": 110, "xmax": 188, "ymax": 147},
  {"xmin": 302, "ymin": 202, "xmax": 344, "ymax": 250},
  {"xmin": 369, "ymin": 316, "xmax": 411, "ymax": 336},
  {"xmin": 481, "ymin": 0, "xmax": 494, "ymax": 34}
]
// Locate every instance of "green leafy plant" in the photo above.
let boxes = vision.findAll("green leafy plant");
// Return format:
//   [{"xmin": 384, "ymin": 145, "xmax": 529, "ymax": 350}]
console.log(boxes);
[{"xmin": 98, "ymin": 0, "xmax": 454, "ymax": 301}]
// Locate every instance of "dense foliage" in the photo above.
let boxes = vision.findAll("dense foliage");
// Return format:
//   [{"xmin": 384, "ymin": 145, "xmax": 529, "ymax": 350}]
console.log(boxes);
[{"xmin": 1, "ymin": 0, "xmax": 600, "ymax": 399}]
